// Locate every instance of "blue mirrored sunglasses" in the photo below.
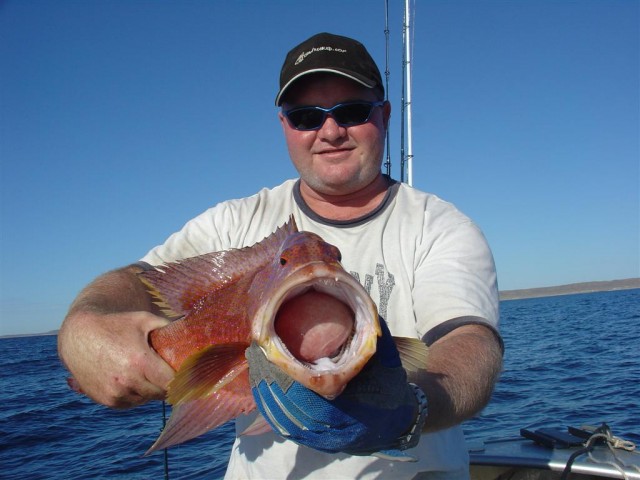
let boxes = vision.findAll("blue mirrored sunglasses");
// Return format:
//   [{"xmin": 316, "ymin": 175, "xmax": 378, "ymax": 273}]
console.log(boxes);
[{"xmin": 283, "ymin": 101, "xmax": 385, "ymax": 131}]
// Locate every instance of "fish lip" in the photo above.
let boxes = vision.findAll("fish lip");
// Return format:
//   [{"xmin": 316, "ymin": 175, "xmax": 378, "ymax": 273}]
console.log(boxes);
[{"xmin": 251, "ymin": 261, "xmax": 380, "ymax": 398}]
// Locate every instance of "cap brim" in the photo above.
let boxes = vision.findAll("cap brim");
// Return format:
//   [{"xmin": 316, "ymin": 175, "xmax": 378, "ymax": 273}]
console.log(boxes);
[{"xmin": 275, "ymin": 68, "xmax": 377, "ymax": 106}]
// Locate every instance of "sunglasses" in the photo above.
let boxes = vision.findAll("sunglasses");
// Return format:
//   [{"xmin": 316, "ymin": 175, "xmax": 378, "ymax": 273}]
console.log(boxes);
[{"xmin": 283, "ymin": 101, "xmax": 385, "ymax": 131}]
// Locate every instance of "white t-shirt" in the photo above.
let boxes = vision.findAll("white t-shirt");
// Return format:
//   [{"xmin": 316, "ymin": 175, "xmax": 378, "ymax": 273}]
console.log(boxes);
[{"xmin": 141, "ymin": 177, "xmax": 499, "ymax": 479}]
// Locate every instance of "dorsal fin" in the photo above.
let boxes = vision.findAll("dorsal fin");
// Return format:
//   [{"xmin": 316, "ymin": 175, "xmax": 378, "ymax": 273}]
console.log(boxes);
[{"xmin": 139, "ymin": 216, "xmax": 298, "ymax": 316}]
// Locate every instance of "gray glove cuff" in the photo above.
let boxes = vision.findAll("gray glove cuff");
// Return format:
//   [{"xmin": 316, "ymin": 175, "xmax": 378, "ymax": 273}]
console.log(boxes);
[{"xmin": 398, "ymin": 383, "xmax": 428, "ymax": 450}]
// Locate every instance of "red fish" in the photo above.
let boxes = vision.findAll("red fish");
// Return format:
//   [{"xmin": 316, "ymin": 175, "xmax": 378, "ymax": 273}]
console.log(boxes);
[{"xmin": 140, "ymin": 216, "xmax": 381, "ymax": 453}]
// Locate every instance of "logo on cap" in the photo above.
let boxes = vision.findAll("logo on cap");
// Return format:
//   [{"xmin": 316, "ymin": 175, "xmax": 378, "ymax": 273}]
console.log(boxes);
[{"xmin": 295, "ymin": 46, "xmax": 348, "ymax": 66}]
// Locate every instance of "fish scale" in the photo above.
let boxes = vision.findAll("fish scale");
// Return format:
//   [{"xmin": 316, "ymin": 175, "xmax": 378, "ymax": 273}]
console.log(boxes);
[{"xmin": 149, "ymin": 277, "xmax": 255, "ymax": 370}]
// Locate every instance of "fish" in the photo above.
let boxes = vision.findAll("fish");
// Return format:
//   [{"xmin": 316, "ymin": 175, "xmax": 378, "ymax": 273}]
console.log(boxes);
[{"xmin": 140, "ymin": 216, "xmax": 385, "ymax": 454}]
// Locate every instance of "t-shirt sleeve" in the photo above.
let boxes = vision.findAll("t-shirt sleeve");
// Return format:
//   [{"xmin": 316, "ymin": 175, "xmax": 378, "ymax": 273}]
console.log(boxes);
[
  {"xmin": 139, "ymin": 181, "xmax": 298, "ymax": 267},
  {"xmin": 140, "ymin": 203, "xmax": 236, "ymax": 266},
  {"xmin": 413, "ymin": 215, "xmax": 499, "ymax": 343}
]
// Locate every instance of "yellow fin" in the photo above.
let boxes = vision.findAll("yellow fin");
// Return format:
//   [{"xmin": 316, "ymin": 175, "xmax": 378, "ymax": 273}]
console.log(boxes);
[
  {"xmin": 167, "ymin": 343, "xmax": 248, "ymax": 405},
  {"xmin": 394, "ymin": 336, "xmax": 429, "ymax": 375},
  {"xmin": 138, "ymin": 275, "xmax": 182, "ymax": 319}
]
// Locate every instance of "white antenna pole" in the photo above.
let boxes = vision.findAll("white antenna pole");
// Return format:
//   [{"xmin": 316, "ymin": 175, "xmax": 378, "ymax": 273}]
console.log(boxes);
[{"xmin": 404, "ymin": 0, "xmax": 414, "ymax": 186}]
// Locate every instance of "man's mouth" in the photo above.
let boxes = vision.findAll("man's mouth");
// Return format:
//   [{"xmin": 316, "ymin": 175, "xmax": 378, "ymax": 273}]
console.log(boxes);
[{"xmin": 315, "ymin": 147, "xmax": 354, "ymax": 157}]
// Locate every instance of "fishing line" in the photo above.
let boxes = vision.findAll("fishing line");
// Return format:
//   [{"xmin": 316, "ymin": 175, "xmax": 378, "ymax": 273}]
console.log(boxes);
[{"xmin": 162, "ymin": 400, "xmax": 170, "ymax": 480}]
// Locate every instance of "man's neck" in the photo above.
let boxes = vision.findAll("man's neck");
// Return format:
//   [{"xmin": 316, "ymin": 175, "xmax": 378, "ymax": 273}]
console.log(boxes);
[{"xmin": 299, "ymin": 174, "xmax": 391, "ymax": 221}]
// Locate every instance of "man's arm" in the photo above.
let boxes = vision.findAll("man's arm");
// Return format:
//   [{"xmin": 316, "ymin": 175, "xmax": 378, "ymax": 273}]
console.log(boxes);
[
  {"xmin": 58, "ymin": 265, "xmax": 175, "ymax": 409},
  {"xmin": 412, "ymin": 322, "xmax": 502, "ymax": 432}
]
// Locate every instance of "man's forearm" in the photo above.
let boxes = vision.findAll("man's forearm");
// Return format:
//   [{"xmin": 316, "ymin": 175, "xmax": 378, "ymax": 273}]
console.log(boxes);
[
  {"xmin": 417, "ymin": 323, "xmax": 502, "ymax": 432},
  {"xmin": 66, "ymin": 264, "xmax": 155, "ymax": 317}
]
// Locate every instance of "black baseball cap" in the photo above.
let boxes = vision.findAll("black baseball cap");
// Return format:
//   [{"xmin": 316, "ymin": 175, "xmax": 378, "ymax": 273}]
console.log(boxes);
[{"xmin": 275, "ymin": 32, "xmax": 384, "ymax": 106}]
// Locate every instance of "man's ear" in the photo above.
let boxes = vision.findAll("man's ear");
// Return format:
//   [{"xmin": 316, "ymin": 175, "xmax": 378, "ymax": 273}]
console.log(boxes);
[
  {"xmin": 278, "ymin": 111, "xmax": 288, "ymax": 131},
  {"xmin": 382, "ymin": 101, "xmax": 391, "ymax": 130}
]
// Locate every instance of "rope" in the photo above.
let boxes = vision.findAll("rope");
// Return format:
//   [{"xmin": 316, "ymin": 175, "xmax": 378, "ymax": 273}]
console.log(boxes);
[
  {"xmin": 588, "ymin": 433, "xmax": 640, "ymax": 476},
  {"xmin": 560, "ymin": 424, "xmax": 637, "ymax": 480}
]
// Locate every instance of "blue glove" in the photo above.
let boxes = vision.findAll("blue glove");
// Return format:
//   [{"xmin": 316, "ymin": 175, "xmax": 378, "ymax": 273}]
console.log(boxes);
[{"xmin": 245, "ymin": 319, "xmax": 428, "ymax": 461}]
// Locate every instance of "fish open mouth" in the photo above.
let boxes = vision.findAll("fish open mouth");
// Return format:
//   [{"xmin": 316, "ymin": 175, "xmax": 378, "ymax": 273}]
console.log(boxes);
[
  {"xmin": 253, "ymin": 264, "xmax": 380, "ymax": 390},
  {"xmin": 249, "ymin": 256, "xmax": 380, "ymax": 398},
  {"xmin": 274, "ymin": 283, "xmax": 356, "ymax": 369}
]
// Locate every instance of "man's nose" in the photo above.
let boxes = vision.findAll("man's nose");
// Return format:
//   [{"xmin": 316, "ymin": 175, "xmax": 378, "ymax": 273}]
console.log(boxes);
[{"xmin": 317, "ymin": 114, "xmax": 347, "ymax": 140}]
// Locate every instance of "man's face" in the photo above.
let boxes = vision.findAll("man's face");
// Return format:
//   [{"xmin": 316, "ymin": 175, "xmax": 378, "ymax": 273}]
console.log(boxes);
[{"xmin": 279, "ymin": 74, "xmax": 390, "ymax": 196}]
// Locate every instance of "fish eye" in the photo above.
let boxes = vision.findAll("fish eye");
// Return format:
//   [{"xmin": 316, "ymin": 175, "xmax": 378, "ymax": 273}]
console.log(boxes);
[{"xmin": 280, "ymin": 257, "xmax": 287, "ymax": 266}]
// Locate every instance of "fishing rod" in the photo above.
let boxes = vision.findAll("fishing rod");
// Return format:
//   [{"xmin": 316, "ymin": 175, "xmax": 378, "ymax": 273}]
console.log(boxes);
[
  {"xmin": 403, "ymin": 0, "xmax": 414, "ymax": 186},
  {"xmin": 383, "ymin": 0, "xmax": 392, "ymax": 177},
  {"xmin": 400, "ymin": 0, "xmax": 415, "ymax": 186},
  {"xmin": 387, "ymin": 0, "xmax": 415, "ymax": 185}
]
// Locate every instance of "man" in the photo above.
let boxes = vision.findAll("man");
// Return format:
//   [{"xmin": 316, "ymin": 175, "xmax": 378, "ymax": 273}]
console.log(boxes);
[{"xmin": 59, "ymin": 32, "xmax": 502, "ymax": 479}]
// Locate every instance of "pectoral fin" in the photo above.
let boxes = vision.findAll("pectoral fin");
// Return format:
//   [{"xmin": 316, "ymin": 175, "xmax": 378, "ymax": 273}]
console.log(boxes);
[
  {"xmin": 393, "ymin": 336, "xmax": 429, "ymax": 381},
  {"xmin": 167, "ymin": 342, "xmax": 249, "ymax": 405}
]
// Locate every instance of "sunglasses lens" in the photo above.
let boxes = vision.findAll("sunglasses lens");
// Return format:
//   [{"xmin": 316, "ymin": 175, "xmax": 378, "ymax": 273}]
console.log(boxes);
[
  {"xmin": 286, "ymin": 109, "xmax": 326, "ymax": 130},
  {"xmin": 285, "ymin": 102, "xmax": 380, "ymax": 130},
  {"xmin": 333, "ymin": 103, "xmax": 374, "ymax": 126}
]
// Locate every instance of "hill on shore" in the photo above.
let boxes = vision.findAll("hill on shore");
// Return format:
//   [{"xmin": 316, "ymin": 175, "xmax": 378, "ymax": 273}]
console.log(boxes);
[{"xmin": 499, "ymin": 278, "xmax": 640, "ymax": 300}]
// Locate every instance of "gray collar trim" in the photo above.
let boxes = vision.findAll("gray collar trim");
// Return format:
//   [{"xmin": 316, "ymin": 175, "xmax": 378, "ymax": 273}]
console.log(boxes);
[{"xmin": 293, "ymin": 175, "xmax": 400, "ymax": 228}]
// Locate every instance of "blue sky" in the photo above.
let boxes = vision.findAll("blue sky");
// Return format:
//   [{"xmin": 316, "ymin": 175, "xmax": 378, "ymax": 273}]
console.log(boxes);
[{"xmin": 1, "ymin": 0, "xmax": 638, "ymax": 335}]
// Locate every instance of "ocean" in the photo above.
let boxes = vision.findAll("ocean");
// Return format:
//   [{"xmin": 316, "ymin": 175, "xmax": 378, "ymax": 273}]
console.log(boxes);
[{"xmin": 1, "ymin": 289, "xmax": 638, "ymax": 479}]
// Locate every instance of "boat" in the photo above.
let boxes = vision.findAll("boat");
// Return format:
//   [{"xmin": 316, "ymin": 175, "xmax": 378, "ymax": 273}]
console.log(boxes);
[{"xmin": 468, "ymin": 423, "xmax": 640, "ymax": 479}]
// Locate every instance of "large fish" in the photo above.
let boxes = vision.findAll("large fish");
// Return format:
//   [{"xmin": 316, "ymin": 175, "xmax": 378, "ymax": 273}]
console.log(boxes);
[{"xmin": 140, "ymin": 216, "xmax": 383, "ymax": 453}]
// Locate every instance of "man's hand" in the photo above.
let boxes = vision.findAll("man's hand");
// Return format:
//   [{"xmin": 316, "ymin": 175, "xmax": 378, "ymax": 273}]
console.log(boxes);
[
  {"xmin": 59, "ymin": 310, "xmax": 175, "ymax": 408},
  {"xmin": 58, "ymin": 266, "xmax": 175, "ymax": 409},
  {"xmin": 246, "ymin": 319, "xmax": 427, "ymax": 460}
]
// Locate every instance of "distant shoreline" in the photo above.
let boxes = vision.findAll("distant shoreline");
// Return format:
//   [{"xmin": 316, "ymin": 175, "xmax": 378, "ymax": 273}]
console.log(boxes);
[
  {"xmin": 1, "ymin": 331, "xmax": 59, "ymax": 339},
  {"xmin": 499, "ymin": 278, "xmax": 640, "ymax": 301},
  {"xmin": 2, "ymin": 279, "xmax": 638, "ymax": 338}
]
